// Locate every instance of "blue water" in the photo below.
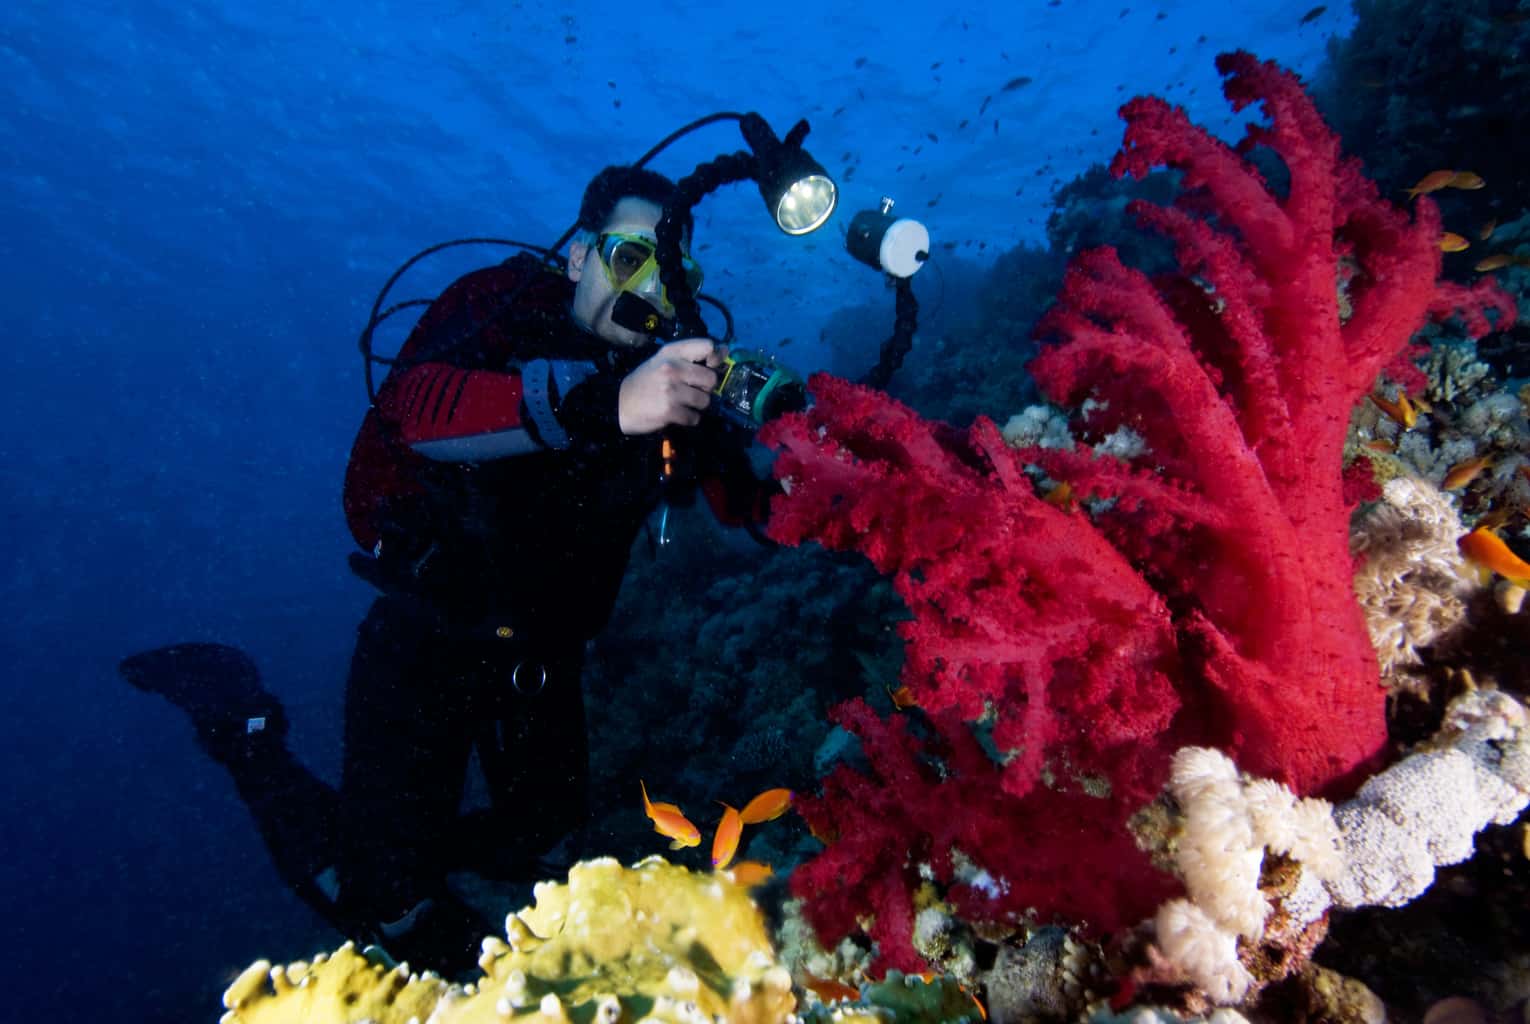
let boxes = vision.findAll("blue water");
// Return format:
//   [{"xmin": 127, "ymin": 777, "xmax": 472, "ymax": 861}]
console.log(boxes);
[{"xmin": 2, "ymin": 1, "xmax": 1349, "ymax": 1017}]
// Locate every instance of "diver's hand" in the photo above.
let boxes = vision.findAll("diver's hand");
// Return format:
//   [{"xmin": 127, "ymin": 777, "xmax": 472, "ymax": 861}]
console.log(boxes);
[{"xmin": 618, "ymin": 338, "xmax": 727, "ymax": 435}]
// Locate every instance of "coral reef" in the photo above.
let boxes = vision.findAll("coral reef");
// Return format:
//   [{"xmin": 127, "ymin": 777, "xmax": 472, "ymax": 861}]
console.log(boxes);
[
  {"xmin": 1315, "ymin": 0, "xmax": 1530, "ymax": 219},
  {"xmin": 581, "ymin": 537, "xmax": 901, "ymax": 863},
  {"xmin": 757, "ymin": 52, "xmax": 1513, "ymax": 970},
  {"xmin": 221, "ymin": 857, "xmax": 795, "ymax": 1023},
  {"xmin": 1120, "ymin": 688, "xmax": 1530, "ymax": 1014},
  {"xmin": 1349, "ymin": 476, "xmax": 1477, "ymax": 685},
  {"xmin": 219, "ymin": 857, "xmax": 983, "ymax": 1024},
  {"xmin": 885, "ymin": 242, "xmax": 1062, "ymax": 428}
]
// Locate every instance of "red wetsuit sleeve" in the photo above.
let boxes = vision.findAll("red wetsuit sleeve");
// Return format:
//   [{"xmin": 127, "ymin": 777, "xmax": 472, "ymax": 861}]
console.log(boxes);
[
  {"xmin": 372, "ymin": 261, "xmax": 602, "ymax": 461},
  {"xmin": 378, "ymin": 363, "xmax": 527, "ymax": 445}
]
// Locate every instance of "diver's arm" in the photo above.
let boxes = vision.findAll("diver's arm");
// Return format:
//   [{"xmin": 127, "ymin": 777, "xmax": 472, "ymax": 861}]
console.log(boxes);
[
  {"xmin": 376, "ymin": 259, "xmax": 621, "ymax": 461},
  {"xmin": 377, "ymin": 360, "xmax": 623, "ymax": 461}
]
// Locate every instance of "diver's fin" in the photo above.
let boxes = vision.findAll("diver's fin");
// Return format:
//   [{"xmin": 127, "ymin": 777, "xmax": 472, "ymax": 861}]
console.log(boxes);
[{"xmin": 119, "ymin": 642, "xmax": 287, "ymax": 760}]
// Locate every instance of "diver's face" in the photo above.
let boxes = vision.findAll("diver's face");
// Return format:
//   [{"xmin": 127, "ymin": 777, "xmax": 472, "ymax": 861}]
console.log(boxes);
[{"xmin": 568, "ymin": 197, "xmax": 684, "ymax": 348}]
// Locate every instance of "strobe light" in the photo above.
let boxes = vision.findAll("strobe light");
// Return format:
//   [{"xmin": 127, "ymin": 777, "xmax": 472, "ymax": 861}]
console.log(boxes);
[{"xmin": 845, "ymin": 197, "xmax": 929, "ymax": 278}]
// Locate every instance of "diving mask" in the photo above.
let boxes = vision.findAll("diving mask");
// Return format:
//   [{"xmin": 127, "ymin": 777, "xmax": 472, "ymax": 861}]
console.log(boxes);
[{"xmin": 596, "ymin": 231, "xmax": 704, "ymax": 307}]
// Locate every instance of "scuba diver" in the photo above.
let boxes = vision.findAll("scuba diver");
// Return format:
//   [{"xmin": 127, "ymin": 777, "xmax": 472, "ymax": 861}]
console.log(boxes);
[{"xmin": 120, "ymin": 164, "xmax": 788, "ymax": 973}]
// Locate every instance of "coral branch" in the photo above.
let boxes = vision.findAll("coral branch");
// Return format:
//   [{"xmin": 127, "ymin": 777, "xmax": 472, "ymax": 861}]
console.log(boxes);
[{"xmin": 762, "ymin": 51, "xmax": 1515, "ymax": 969}]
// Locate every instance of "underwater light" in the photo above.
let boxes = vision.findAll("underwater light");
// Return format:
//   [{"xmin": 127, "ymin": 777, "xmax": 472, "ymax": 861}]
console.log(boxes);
[{"xmin": 740, "ymin": 113, "xmax": 838, "ymax": 235}]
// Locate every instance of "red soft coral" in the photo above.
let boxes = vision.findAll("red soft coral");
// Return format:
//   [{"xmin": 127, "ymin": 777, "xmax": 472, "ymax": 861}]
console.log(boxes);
[{"xmin": 763, "ymin": 52, "xmax": 1514, "ymax": 969}]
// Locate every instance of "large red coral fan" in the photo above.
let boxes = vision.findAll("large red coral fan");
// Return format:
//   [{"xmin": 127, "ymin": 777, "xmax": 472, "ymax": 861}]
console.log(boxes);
[{"xmin": 761, "ymin": 52, "xmax": 1513, "ymax": 969}]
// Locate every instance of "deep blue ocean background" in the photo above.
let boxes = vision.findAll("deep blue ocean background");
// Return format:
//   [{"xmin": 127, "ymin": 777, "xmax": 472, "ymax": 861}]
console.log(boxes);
[{"xmin": 3, "ymin": 1, "xmax": 1354, "ymax": 1017}]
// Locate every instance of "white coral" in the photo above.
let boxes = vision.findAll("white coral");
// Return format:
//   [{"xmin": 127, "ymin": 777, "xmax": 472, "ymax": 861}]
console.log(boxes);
[
  {"xmin": 1000, "ymin": 404, "xmax": 1074, "ymax": 449},
  {"xmin": 1350, "ymin": 476, "xmax": 1478, "ymax": 677},
  {"xmin": 1150, "ymin": 689, "xmax": 1530, "ymax": 1006},
  {"xmin": 1326, "ymin": 688, "xmax": 1530, "ymax": 908},
  {"xmin": 1153, "ymin": 900, "xmax": 1255, "ymax": 1005}
]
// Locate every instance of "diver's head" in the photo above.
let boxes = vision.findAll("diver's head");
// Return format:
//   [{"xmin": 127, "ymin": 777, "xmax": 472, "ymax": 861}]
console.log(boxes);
[{"xmin": 567, "ymin": 165, "xmax": 701, "ymax": 347}]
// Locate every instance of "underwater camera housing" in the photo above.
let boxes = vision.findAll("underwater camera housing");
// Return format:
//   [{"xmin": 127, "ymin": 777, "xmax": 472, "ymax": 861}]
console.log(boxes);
[
  {"xmin": 611, "ymin": 293, "xmax": 805, "ymax": 429},
  {"xmin": 711, "ymin": 349, "xmax": 806, "ymax": 429}
]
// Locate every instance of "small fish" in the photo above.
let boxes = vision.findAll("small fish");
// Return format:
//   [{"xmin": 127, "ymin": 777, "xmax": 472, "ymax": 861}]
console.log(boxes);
[
  {"xmin": 1364, "ymin": 438, "xmax": 1396, "ymax": 453},
  {"xmin": 1443, "ymin": 454, "xmax": 1493, "ymax": 489},
  {"xmin": 1406, "ymin": 169, "xmax": 1457, "ymax": 199},
  {"xmin": 993, "ymin": 118, "xmax": 1000, "ymax": 135},
  {"xmin": 1001, "ymin": 75, "xmax": 1033, "ymax": 92},
  {"xmin": 641, "ymin": 780, "xmax": 700, "ymax": 849},
  {"xmin": 1300, "ymin": 5, "xmax": 1327, "ymax": 24},
  {"xmin": 1448, "ymin": 171, "xmax": 1485, "ymax": 190},
  {"xmin": 1476, "ymin": 253, "xmax": 1515, "ymax": 272},
  {"xmin": 1479, "ymin": 218, "xmax": 1498, "ymax": 240},
  {"xmin": 887, "ymin": 683, "xmax": 918, "ymax": 710},
  {"xmin": 723, "ymin": 860, "xmax": 774, "ymax": 887},
  {"xmin": 1370, "ymin": 391, "xmax": 1417, "ymax": 428},
  {"xmin": 1440, "ymin": 232, "xmax": 1471, "ymax": 252},
  {"xmin": 832, "ymin": 106, "xmax": 846, "ymax": 117},
  {"xmin": 979, "ymin": 94, "xmax": 992, "ymax": 115},
  {"xmin": 854, "ymin": 56, "xmax": 867, "ymax": 68},
  {"xmin": 739, "ymin": 787, "xmax": 794, "ymax": 824},
  {"xmin": 711, "ymin": 802, "xmax": 743, "ymax": 869},
  {"xmin": 959, "ymin": 118, "xmax": 969, "ymax": 129},
  {"xmin": 1444, "ymin": 453, "xmax": 1493, "ymax": 489},
  {"xmin": 1458, "ymin": 527, "xmax": 1530, "ymax": 587},
  {"xmin": 1043, "ymin": 480, "xmax": 1075, "ymax": 509},
  {"xmin": 801, "ymin": 972, "xmax": 861, "ymax": 1004},
  {"xmin": 926, "ymin": 132, "xmax": 939, "ymax": 143}
]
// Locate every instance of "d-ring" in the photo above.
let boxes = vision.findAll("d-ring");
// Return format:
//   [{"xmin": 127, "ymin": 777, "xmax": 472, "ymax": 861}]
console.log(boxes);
[{"xmin": 512, "ymin": 660, "xmax": 548, "ymax": 695}]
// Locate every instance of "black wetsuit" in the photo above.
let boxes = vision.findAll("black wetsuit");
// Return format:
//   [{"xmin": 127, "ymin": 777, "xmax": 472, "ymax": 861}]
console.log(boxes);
[{"xmin": 222, "ymin": 253, "xmax": 773, "ymax": 968}]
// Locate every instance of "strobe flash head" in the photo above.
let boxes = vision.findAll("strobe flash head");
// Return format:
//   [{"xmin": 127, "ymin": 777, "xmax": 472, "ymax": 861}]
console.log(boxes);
[{"xmin": 846, "ymin": 197, "xmax": 930, "ymax": 278}]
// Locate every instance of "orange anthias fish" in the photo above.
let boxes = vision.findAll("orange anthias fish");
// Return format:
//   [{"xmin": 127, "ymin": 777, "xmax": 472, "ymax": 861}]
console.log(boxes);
[
  {"xmin": 800, "ymin": 971, "xmax": 861, "ymax": 1004},
  {"xmin": 641, "ymin": 780, "xmax": 700, "ymax": 849},
  {"xmin": 712, "ymin": 802, "xmax": 743, "ymax": 869},
  {"xmin": 1043, "ymin": 480, "xmax": 1074, "ymax": 509},
  {"xmin": 1440, "ymin": 232, "xmax": 1471, "ymax": 253},
  {"xmin": 1442, "ymin": 454, "xmax": 1493, "ymax": 490},
  {"xmin": 1406, "ymin": 169, "xmax": 1457, "ymax": 198},
  {"xmin": 1479, "ymin": 218, "xmax": 1498, "ymax": 241},
  {"xmin": 1476, "ymin": 253, "xmax": 1515, "ymax": 272},
  {"xmin": 724, "ymin": 860, "xmax": 774, "ymax": 887},
  {"xmin": 887, "ymin": 683, "xmax": 919, "ymax": 710},
  {"xmin": 1458, "ymin": 528, "xmax": 1530, "ymax": 587},
  {"xmin": 1448, "ymin": 171, "xmax": 1485, "ymax": 190},
  {"xmin": 739, "ymin": 787, "xmax": 794, "ymax": 825},
  {"xmin": 1369, "ymin": 391, "xmax": 1417, "ymax": 428}
]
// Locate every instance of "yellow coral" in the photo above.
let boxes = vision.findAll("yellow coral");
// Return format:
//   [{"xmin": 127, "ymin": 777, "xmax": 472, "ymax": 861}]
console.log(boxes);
[{"xmin": 221, "ymin": 857, "xmax": 796, "ymax": 1024}]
